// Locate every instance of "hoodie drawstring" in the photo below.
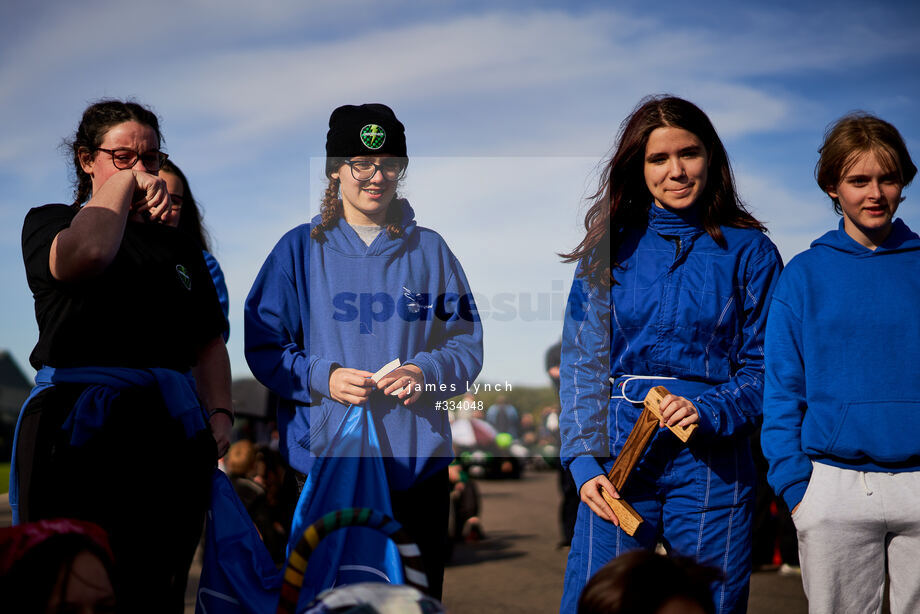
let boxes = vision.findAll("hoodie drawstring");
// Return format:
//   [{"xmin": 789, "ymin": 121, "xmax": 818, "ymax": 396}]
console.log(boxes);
[{"xmin": 860, "ymin": 472, "xmax": 873, "ymax": 496}]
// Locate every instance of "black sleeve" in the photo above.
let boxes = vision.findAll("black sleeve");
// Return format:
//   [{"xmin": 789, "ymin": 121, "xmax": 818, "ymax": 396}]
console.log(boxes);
[{"xmin": 22, "ymin": 205, "xmax": 75, "ymax": 288}]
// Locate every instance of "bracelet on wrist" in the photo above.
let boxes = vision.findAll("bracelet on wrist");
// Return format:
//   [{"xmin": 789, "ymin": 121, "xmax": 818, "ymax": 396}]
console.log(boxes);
[{"xmin": 208, "ymin": 407, "xmax": 235, "ymax": 426}]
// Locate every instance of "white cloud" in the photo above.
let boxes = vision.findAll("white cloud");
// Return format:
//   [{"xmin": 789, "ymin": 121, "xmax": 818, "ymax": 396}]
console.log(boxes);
[{"xmin": 9, "ymin": 5, "xmax": 894, "ymax": 169}]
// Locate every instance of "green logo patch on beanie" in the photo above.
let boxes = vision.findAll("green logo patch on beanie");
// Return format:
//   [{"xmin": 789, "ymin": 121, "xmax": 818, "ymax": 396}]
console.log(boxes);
[{"xmin": 360, "ymin": 124, "xmax": 386, "ymax": 150}]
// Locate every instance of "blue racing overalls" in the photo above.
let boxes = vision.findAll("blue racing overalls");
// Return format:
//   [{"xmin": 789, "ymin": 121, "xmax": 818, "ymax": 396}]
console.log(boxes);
[{"xmin": 559, "ymin": 204, "xmax": 783, "ymax": 614}]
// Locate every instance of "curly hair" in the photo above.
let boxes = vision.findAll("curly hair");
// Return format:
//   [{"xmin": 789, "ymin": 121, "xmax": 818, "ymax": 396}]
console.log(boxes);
[
  {"xmin": 561, "ymin": 95, "xmax": 765, "ymax": 287},
  {"xmin": 65, "ymin": 99, "xmax": 163, "ymax": 208},
  {"xmin": 310, "ymin": 157, "xmax": 406, "ymax": 242}
]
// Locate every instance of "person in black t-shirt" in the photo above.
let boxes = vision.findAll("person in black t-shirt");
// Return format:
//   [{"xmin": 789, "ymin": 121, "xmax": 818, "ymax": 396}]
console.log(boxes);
[{"xmin": 15, "ymin": 99, "xmax": 232, "ymax": 613}]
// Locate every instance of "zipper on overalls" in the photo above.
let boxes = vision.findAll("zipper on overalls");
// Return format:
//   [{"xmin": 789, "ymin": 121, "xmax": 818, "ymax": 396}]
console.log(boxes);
[{"xmin": 661, "ymin": 235, "xmax": 682, "ymax": 262}]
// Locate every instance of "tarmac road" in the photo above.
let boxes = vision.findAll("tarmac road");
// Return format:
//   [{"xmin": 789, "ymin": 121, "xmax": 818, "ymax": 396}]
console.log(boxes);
[{"xmin": 439, "ymin": 470, "xmax": 808, "ymax": 614}]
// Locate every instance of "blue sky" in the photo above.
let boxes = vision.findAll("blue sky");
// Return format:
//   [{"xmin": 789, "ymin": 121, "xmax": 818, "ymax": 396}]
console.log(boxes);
[{"xmin": 2, "ymin": 0, "xmax": 919, "ymax": 386}]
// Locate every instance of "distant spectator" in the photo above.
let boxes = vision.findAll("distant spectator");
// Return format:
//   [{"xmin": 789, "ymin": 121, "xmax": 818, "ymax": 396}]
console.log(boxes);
[
  {"xmin": 226, "ymin": 440, "xmax": 264, "ymax": 510},
  {"xmin": 485, "ymin": 395, "xmax": 520, "ymax": 439},
  {"xmin": 519, "ymin": 413, "xmax": 538, "ymax": 447},
  {"xmin": 465, "ymin": 392, "xmax": 485, "ymax": 421},
  {"xmin": 447, "ymin": 461, "xmax": 484, "ymax": 543},
  {"xmin": 547, "ymin": 338, "xmax": 578, "ymax": 548},
  {"xmin": 540, "ymin": 406, "xmax": 561, "ymax": 443},
  {"xmin": 578, "ymin": 550, "xmax": 720, "ymax": 614},
  {"xmin": 255, "ymin": 444, "xmax": 294, "ymax": 565},
  {"xmin": 226, "ymin": 440, "xmax": 287, "ymax": 566},
  {"xmin": 545, "ymin": 339, "xmax": 562, "ymax": 393}
]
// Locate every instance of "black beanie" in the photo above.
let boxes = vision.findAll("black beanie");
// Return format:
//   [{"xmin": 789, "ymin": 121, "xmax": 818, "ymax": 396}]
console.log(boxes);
[{"xmin": 325, "ymin": 103, "xmax": 407, "ymax": 176}]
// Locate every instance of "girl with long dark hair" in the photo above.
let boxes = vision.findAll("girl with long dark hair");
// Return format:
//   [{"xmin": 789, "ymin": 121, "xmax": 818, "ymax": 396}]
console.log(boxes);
[
  {"xmin": 558, "ymin": 96, "xmax": 783, "ymax": 613},
  {"xmin": 160, "ymin": 159, "xmax": 231, "ymax": 332}
]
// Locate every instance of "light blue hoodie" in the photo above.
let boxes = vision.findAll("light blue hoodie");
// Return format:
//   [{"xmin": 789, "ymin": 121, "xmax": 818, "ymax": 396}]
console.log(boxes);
[
  {"xmin": 762, "ymin": 218, "xmax": 920, "ymax": 510},
  {"xmin": 245, "ymin": 201, "xmax": 483, "ymax": 489}
]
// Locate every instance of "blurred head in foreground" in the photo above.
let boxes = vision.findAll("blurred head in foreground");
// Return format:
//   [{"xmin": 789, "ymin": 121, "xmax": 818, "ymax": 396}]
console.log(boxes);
[{"xmin": 578, "ymin": 550, "xmax": 720, "ymax": 614}]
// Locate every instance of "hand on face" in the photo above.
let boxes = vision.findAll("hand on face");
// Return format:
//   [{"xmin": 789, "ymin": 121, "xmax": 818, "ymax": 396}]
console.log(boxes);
[
  {"xmin": 127, "ymin": 171, "xmax": 171, "ymax": 223},
  {"xmin": 80, "ymin": 120, "xmax": 170, "ymax": 223}
]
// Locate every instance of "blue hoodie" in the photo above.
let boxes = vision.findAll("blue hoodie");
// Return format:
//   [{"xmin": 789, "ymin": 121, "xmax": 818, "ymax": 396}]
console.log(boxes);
[
  {"xmin": 245, "ymin": 201, "xmax": 483, "ymax": 490},
  {"xmin": 762, "ymin": 218, "xmax": 920, "ymax": 511}
]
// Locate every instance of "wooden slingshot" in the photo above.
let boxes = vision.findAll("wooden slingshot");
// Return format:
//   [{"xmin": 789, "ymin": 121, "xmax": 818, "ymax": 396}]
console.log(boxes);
[{"xmin": 600, "ymin": 386, "xmax": 698, "ymax": 536}]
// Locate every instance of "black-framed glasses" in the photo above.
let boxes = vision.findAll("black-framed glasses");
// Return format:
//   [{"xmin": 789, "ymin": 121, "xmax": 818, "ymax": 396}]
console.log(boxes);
[
  {"xmin": 95, "ymin": 148, "xmax": 168, "ymax": 171},
  {"xmin": 344, "ymin": 159, "xmax": 406, "ymax": 182}
]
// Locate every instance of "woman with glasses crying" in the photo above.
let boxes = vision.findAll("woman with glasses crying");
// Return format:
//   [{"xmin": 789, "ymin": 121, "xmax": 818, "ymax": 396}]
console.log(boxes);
[{"xmin": 14, "ymin": 99, "xmax": 232, "ymax": 613}]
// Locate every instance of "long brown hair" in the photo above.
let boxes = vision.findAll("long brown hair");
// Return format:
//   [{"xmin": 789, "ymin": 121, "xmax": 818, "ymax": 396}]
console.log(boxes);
[
  {"xmin": 160, "ymin": 159, "xmax": 212, "ymax": 252},
  {"xmin": 561, "ymin": 95, "xmax": 765, "ymax": 287},
  {"xmin": 310, "ymin": 157, "xmax": 407, "ymax": 242}
]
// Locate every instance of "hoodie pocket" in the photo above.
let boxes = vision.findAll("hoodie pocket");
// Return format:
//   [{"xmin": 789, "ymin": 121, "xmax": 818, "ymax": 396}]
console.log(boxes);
[
  {"xmin": 296, "ymin": 398, "xmax": 345, "ymax": 455},
  {"xmin": 790, "ymin": 461, "xmax": 817, "ymax": 526},
  {"xmin": 826, "ymin": 400, "xmax": 920, "ymax": 462}
]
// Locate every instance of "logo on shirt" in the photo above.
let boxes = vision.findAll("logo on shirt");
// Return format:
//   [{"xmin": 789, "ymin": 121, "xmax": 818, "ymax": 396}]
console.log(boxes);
[
  {"xmin": 331, "ymin": 288, "xmax": 477, "ymax": 334},
  {"xmin": 360, "ymin": 124, "xmax": 386, "ymax": 150},
  {"xmin": 402, "ymin": 286, "xmax": 431, "ymax": 314},
  {"xmin": 176, "ymin": 264, "xmax": 191, "ymax": 291}
]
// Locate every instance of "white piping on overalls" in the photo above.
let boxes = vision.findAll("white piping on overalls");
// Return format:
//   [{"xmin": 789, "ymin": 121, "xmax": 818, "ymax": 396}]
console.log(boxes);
[
  {"xmin": 697, "ymin": 450, "xmax": 712, "ymax": 557},
  {"xmin": 571, "ymin": 293, "xmax": 594, "ymax": 453},
  {"xmin": 610, "ymin": 302, "xmax": 628, "ymax": 445},
  {"xmin": 609, "ymin": 375, "xmax": 679, "ymax": 404},
  {"xmin": 704, "ymin": 296, "xmax": 734, "ymax": 379},
  {"xmin": 717, "ymin": 444, "xmax": 741, "ymax": 613}
]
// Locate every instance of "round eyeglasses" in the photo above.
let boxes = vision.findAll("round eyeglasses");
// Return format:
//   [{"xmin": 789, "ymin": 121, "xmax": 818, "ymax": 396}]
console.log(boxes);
[
  {"xmin": 96, "ymin": 148, "xmax": 168, "ymax": 171},
  {"xmin": 344, "ymin": 159, "xmax": 406, "ymax": 182}
]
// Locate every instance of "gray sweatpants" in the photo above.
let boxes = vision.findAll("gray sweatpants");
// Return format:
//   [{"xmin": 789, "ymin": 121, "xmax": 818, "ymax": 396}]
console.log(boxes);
[{"xmin": 792, "ymin": 462, "xmax": 920, "ymax": 614}]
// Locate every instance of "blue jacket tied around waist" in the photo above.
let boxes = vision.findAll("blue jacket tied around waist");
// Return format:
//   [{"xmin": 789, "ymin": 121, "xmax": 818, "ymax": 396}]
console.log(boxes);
[
  {"xmin": 10, "ymin": 366, "xmax": 209, "ymax": 524},
  {"xmin": 244, "ymin": 201, "xmax": 483, "ymax": 491}
]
